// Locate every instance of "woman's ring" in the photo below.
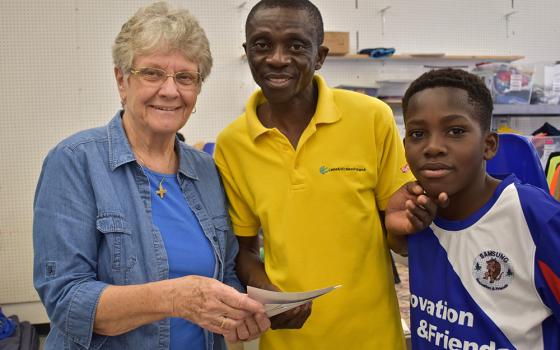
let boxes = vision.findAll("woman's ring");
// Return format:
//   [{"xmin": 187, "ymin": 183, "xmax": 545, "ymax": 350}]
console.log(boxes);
[{"xmin": 219, "ymin": 315, "xmax": 227, "ymax": 329}]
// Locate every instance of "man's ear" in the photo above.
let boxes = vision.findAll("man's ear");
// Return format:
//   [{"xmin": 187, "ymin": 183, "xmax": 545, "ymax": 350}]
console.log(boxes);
[
  {"xmin": 315, "ymin": 45, "xmax": 329, "ymax": 70},
  {"xmin": 483, "ymin": 131, "xmax": 499, "ymax": 160},
  {"xmin": 242, "ymin": 42, "xmax": 247, "ymax": 55}
]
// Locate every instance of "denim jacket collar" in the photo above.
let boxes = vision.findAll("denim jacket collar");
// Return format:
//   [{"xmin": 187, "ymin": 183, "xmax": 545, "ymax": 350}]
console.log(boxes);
[{"xmin": 107, "ymin": 111, "xmax": 198, "ymax": 180}]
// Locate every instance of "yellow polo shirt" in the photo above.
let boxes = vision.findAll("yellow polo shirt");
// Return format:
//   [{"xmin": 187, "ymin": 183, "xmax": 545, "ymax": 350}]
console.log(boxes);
[{"xmin": 215, "ymin": 75, "xmax": 412, "ymax": 350}]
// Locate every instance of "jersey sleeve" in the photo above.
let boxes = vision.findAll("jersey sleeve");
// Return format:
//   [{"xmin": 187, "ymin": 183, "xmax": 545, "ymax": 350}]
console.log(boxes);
[
  {"xmin": 535, "ymin": 208, "xmax": 560, "ymax": 319},
  {"xmin": 519, "ymin": 184, "xmax": 560, "ymax": 319}
]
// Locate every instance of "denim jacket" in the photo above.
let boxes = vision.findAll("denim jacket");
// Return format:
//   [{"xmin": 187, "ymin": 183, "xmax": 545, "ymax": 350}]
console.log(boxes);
[{"xmin": 33, "ymin": 112, "xmax": 243, "ymax": 350}]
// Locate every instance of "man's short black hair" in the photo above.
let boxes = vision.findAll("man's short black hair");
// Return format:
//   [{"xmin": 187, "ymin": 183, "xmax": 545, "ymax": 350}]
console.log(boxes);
[
  {"xmin": 402, "ymin": 68, "xmax": 494, "ymax": 131},
  {"xmin": 245, "ymin": 0, "xmax": 324, "ymax": 45}
]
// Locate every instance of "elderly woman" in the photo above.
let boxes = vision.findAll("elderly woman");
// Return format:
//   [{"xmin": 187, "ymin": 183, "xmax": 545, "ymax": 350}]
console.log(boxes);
[{"xmin": 33, "ymin": 2, "xmax": 269, "ymax": 349}]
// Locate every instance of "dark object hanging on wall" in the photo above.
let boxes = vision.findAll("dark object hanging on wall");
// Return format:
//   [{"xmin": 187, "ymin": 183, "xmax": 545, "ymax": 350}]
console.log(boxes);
[{"xmin": 532, "ymin": 122, "xmax": 560, "ymax": 136}]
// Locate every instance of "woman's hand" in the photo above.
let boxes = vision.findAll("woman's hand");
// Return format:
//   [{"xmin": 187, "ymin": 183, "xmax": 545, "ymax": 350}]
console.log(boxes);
[
  {"xmin": 169, "ymin": 275, "xmax": 267, "ymax": 336},
  {"xmin": 223, "ymin": 312, "xmax": 271, "ymax": 343}
]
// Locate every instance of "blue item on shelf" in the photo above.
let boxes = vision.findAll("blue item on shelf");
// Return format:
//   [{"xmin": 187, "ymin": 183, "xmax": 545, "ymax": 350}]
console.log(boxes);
[
  {"xmin": 335, "ymin": 85, "xmax": 378, "ymax": 97},
  {"xmin": 358, "ymin": 47, "xmax": 395, "ymax": 58},
  {"xmin": 487, "ymin": 133, "xmax": 549, "ymax": 191},
  {"xmin": 0, "ymin": 308, "xmax": 16, "ymax": 340}
]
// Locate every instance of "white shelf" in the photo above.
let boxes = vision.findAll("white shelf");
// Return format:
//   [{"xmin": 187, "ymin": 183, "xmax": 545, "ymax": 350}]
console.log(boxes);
[
  {"xmin": 493, "ymin": 104, "xmax": 560, "ymax": 116},
  {"xmin": 381, "ymin": 101, "xmax": 560, "ymax": 116},
  {"xmin": 2, "ymin": 302, "xmax": 49, "ymax": 324},
  {"xmin": 326, "ymin": 54, "xmax": 524, "ymax": 63}
]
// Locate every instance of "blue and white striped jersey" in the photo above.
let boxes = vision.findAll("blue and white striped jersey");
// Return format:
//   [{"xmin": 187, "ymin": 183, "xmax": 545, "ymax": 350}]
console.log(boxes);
[{"xmin": 408, "ymin": 175, "xmax": 560, "ymax": 350}]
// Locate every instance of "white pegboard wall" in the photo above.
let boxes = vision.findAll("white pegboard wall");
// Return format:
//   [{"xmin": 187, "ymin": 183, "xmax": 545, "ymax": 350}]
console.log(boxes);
[
  {"xmin": 0, "ymin": 0, "xmax": 84, "ymax": 305},
  {"xmin": 509, "ymin": 0, "xmax": 560, "ymax": 62}
]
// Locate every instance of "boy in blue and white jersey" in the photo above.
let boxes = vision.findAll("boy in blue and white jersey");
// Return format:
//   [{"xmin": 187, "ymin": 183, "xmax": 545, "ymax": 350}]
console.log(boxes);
[{"xmin": 387, "ymin": 68, "xmax": 560, "ymax": 349}]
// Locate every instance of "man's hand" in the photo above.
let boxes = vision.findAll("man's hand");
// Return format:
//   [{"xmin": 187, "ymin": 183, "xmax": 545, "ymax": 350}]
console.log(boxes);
[
  {"xmin": 253, "ymin": 282, "xmax": 313, "ymax": 330},
  {"xmin": 269, "ymin": 302, "xmax": 312, "ymax": 330},
  {"xmin": 385, "ymin": 181, "xmax": 448, "ymax": 236}
]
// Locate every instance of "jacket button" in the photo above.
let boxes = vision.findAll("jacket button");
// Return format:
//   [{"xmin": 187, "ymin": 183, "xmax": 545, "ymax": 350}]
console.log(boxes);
[
  {"xmin": 212, "ymin": 236, "xmax": 218, "ymax": 241},
  {"xmin": 195, "ymin": 204, "xmax": 202, "ymax": 210}
]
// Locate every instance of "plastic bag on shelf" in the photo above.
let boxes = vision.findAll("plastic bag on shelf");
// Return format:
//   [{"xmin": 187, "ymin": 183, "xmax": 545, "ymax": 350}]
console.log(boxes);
[
  {"xmin": 544, "ymin": 64, "xmax": 560, "ymax": 105},
  {"xmin": 472, "ymin": 63, "xmax": 534, "ymax": 104}
]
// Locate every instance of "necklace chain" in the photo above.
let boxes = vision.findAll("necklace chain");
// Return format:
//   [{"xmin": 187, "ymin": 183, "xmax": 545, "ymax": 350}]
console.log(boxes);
[{"xmin": 134, "ymin": 152, "xmax": 174, "ymax": 199}]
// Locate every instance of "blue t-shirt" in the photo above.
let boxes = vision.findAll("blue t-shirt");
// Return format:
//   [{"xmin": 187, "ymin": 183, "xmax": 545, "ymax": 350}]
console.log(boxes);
[
  {"xmin": 408, "ymin": 175, "xmax": 560, "ymax": 350},
  {"xmin": 145, "ymin": 167, "xmax": 216, "ymax": 350}
]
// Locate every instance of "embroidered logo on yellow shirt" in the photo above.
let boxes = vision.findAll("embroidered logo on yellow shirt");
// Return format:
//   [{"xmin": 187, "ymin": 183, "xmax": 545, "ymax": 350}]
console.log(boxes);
[{"xmin": 319, "ymin": 165, "xmax": 366, "ymax": 175}]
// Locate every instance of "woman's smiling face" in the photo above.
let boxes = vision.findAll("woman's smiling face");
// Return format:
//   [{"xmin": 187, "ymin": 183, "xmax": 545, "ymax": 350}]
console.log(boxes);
[{"xmin": 116, "ymin": 50, "xmax": 199, "ymax": 137}]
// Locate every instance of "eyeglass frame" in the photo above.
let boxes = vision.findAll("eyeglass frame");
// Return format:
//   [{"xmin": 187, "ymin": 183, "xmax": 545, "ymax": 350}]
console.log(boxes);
[{"xmin": 129, "ymin": 67, "xmax": 202, "ymax": 90}]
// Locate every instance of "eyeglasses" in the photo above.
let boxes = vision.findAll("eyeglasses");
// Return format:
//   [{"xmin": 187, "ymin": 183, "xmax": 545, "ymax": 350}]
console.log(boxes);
[{"xmin": 129, "ymin": 67, "xmax": 201, "ymax": 90}]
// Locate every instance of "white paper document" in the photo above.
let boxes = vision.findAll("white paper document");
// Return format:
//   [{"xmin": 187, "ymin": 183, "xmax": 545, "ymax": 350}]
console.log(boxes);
[{"xmin": 247, "ymin": 285, "xmax": 341, "ymax": 317}]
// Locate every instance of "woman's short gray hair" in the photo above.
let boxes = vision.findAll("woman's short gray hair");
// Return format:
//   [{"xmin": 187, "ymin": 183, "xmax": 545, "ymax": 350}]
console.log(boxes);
[{"xmin": 112, "ymin": 1, "xmax": 212, "ymax": 81}]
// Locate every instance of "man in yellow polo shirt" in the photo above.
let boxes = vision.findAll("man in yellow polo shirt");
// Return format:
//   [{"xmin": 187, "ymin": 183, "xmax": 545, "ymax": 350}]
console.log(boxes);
[{"xmin": 214, "ymin": 0, "xmax": 414, "ymax": 348}]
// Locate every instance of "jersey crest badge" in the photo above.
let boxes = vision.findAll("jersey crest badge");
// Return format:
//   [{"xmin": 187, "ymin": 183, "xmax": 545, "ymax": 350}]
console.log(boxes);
[{"xmin": 472, "ymin": 250, "xmax": 514, "ymax": 291}]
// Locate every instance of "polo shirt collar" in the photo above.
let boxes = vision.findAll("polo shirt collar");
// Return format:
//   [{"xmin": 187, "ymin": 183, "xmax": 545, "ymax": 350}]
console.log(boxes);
[{"xmin": 246, "ymin": 74, "xmax": 342, "ymax": 141}]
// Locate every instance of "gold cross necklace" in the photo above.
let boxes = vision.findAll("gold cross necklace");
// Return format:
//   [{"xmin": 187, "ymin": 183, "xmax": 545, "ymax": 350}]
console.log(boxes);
[
  {"xmin": 154, "ymin": 177, "xmax": 167, "ymax": 199},
  {"xmin": 135, "ymin": 152, "xmax": 175, "ymax": 199}
]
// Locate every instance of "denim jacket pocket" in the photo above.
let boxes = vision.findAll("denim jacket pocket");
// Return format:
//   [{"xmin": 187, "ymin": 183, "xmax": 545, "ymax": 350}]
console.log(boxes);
[
  {"xmin": 211, "ymin": 216, "xmax": 230, "ymax": 273},
  {"xmin": 96, "ymin": 213, "xmax": 132, "ymax": 273},
  {"xmin": 211, "ymin": 216, "xmax": 229, "ymax": 248}
]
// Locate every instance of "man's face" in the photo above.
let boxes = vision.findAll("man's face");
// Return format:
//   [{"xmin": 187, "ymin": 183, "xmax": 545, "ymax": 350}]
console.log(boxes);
[
  {"xmin": 244, "ymin": 7, "xmax": 327, "ymax": 104},
  {"xmin": 404, "ymin": 87, "xmax": 497, "ymax": 198}
]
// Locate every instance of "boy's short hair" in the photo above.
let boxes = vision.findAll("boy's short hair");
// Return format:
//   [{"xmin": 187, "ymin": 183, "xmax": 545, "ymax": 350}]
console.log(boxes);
[
  {"xmin": 402, "ymin": 68, "xmax": 493, "ymax": 131},
  {"xmin": 246, "ymin": 0, "xmax": 324, "ymax": 45}
]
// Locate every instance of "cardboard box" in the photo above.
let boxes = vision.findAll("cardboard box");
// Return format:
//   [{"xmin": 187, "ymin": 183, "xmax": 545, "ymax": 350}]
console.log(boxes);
[{"xmin": 323, "ymin": 32, "xmax": 349, "ymax": 56}]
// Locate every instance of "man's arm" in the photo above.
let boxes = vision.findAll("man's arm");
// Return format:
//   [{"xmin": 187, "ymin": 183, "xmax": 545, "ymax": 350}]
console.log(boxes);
[
  {"xmin": 236, "ymin": 236, "xmax": 276, "ymax": 291},
  {"xmin": 236, "ymin": 236, "xmax": 312, "ymax": 329},
  {"xmin": 380, "ymin": 210, "xmax": 409, "ymax": 256}
]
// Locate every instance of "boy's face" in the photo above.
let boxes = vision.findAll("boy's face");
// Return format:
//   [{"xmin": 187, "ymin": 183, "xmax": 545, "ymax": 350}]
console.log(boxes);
[
  {"xmin": 404, "ymin": 87, "xmax": 497, "ymax": 198},
  {"xmin": 243, "ymin": 7, "xmax": 328, "ymax": 104}
]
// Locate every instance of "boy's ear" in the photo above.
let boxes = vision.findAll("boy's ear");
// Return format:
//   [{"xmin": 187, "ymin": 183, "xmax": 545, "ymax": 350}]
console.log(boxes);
[{"xmin": 483, "ymin": 131, "xmax": 499, "ymax": 160}]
